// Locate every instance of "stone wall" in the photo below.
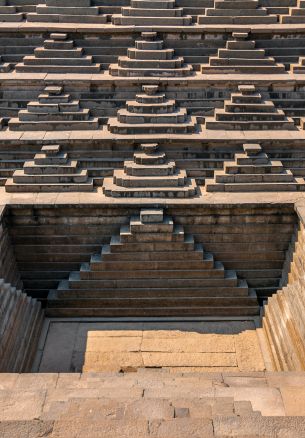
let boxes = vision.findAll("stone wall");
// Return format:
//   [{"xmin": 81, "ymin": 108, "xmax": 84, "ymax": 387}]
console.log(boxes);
[
  {"xmin": 6, "ymin": 203, "xmax": 296, "ymax": 305},
  {"xmin": 263, "ymin": 204, "xmax": 305, "ymax": 371}
]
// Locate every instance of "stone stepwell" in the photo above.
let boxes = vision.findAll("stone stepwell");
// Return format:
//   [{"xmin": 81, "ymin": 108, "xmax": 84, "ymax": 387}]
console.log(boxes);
[
  {"xmin": 103, "ymin": 143, "xmax": 198, "ymax": 198},
  {"xmin": 15, "ymin": 32, "xmax": 102, "ymax": 74},
  {"xmin": 109, "ymin": 31, "xmax": 193, "ymax": 78},
  {"xmin": 201, "ymin": 32, "xmax": 286, "ymax": 75},
  {"xmin": 112, "ymin": 0, "xmax": 192, "ymax": 26},
  {"xmin": 108, "ymin": 84, "xmax": 198, "ymax": 135},
  {"xmin": 27, "ymin": 0, "xmax": 107, "ymax": 23},
  {"xmin": 205, "ymin": 143, "xmax": 305, "ymax": 192},
  {"xmin": 5, "ymin": 144, "xmax": 94, "ymax": 193},
  {"xmin": 204, "ymin": 85, "xmax": 296, "ymax": 131},
  {"xmin": 8, "ymin": 86, "xmax": 100, "ymax": 131},
  {"xmin": 46, "ymin": 208, "xmax": 259, "ymax": 318}
]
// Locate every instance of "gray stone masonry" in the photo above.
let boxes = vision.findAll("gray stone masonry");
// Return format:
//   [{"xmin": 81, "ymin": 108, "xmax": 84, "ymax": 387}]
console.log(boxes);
[
  {"xmin": 0, "ymin": 0, "xmax": 23, "ymax": 21},
  {"xmin": 109, "ymin": 32, "xmax": 193, "ymax": 78},
  {"xmin": 27, "ymin": 0, "xmax": 107, "ymax": 23},
  {"xmin": 205, "ymin": 143, "xmax": 305, "ymax": 192},
  {"xmin": 8, "ymin": 86, "xmax": 99, "ymax": 131},
  {"xmin": 281, "ymin": 0, "xmax": 305, "ymax": 23},
  {"xmin": 205, "ymin": 85, "xmax": 296, "ymax": 131},
  {"xmin": 46, "ymin": 208, "xmax": 259, "ymax": 317},
  {"xmin": 108, "ymin": 84, "xmax": 198, "ymax": 135},
  {"xmin": 112, "ymin": 0, "xmax": 192, "ymax": 26},
  {"xmin": 291, "ymin": 56, "xmax": 305, "ymax": 73},
  {"xmin": 15, "ymin": 33, "xmax": 101, "ymax": 74},
  {"xmin": 5, "ymin": 144, "xmax": 94, "ymax": 193},
  {"xmin": 0, "ymin": 278, "xmax": 43, "ymax": 372},
  {"xmin": 201, "ymin": 32, "xmax": 286, "ymax": 75},
  {"xmin": 198, "ymin": 0, "xmax": 278, "ymax": 24},
  {"xmin": 103, "ymin": 143, "xmax": 198, "ymax": 198}
]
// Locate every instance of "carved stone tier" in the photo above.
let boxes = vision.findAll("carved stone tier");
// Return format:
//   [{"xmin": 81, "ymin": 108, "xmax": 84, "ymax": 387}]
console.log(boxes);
[
  {"xmin": 0, "ymin": 0, "xmax": 23, "ymax": 21},
  {"xmin": 281, "ymin": 0, "xmax": 305, "ymax": 23}
]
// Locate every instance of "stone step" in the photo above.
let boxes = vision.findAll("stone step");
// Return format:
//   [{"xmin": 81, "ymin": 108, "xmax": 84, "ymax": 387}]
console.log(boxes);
[
  {"xmin": 215, "ymin": 112, "xmax": 289, "ymax": 122},
  {"xmin": 0, "ymin": 12, "xmax": 23, "ymax": 21},
  {"xmin": 47, "ymin": 294, "xmax": 258, "ymax": 309},
  {"xmin": 215, "ymin": 170, "xmax": 295, "ymax": 183},
  {"xmin": 198, "ymin": 14, "xmax": 277, "ymax": 23},
  {"xmin": 218, "ymin": 48, "xmax": 267, "ymax": 59},
  {"xmin": 131, "ymin": 0, "xmax": 176, "ymax": 8},
  {"xmin": 53, "ymin": 279, "xmax": 249, "ymax": 299},
  {"xmin": 18, "ymin": 109, "xmax": 91, "ymax": 122},
  {"xmin": 214, "ymin": 0, "xmax": 259, "ymax": 8},
  {"xmin": 16, "ymin": 63, "xmax": 101, "ymax": 73},
  {"xmin": 124, "ymin": 160, "xmax": 176, "ymax": 176},
  {"xmin": 204, "ymin": 116, "xmax": 296, "ymax": 130},
  {"xmin": 112, "ymin": 14, "xmax": 192, "ymax": 25},
  {"xmin": 109, "ymin": 64, "xmax": 193, "ymax": 77},
  {"xmin": 27, "ymin": 11, "xmax": 107, "ymax": 23},
  {"xmin": 12, "ymin": 169, "xmax": 89, "ymax": 184},
  {"xmin": 117, "ymin": 108, "xmax": 188, "ymax": 124},
  {"xmin": 119, "ymin": 223, "xmax": 185, "ymax": 242},
  {"xmin": 206, "ymin": 179, "xmax": 299, "ymax": 192},
  {"xmin": 27, "ymin": 101, "xmax": 80, "ymax": 113},
  {"xmin": 127, "ymin": 48, "xmax": 175, "ymax": 60},
  {"xmin": 113, "ymin": 169, "xmax": 187, "ymax": 188},
  {"xmin": 224, "ymin": 102, "xmax": 276, "ymax": 112},
  {"xmin": 23, "ymin": 54, "xmax": 95, "ymax": 66},
  {"xmin": 109, "ymin": 234, "xmax": 195, "ymax": 252},
  {"xmin": 206, "ymin": 7, "xmax": 268, "ymax": 16},
  {"xmin": 5, "ymin": 178, "xmax": 94, "ymax": 192},
  {"xmin": 45, "ymin": 304, "xmax": 259, "ymax": 317},
  {"xmin": 126, "ymin": 100, "xmax": 176, "ymax": 113},
  {"xmin": 8, "ymin": 117, "xmax": 99, "ymax": 131},
  {"xmin": 43, "ymin": 39, "xmax": 74, "ymax": 50},
  {"xmin": 121, "ymin": 6, "xmax": 184, "ymax": 16},
  {"xmin": 36, "ymin": 4, "xmax": 99, "ymax": 15},
  {"xmin": 225, "ymin": 162, "xmax": 285, "ymax": 173},
  {"xmin": 34, "ymin": 47, "xmax": 84, "ymax": 58},
  {"xmin": 108, "ymin": 116, "xmax": 197, "ymax": 135},
  {"xmin": 22, "ymin": 160, "xmax": 78, "ymax": 175},
  {"xmin": 117, "ymin": 56, "xmax": 184, "ymax": 69}
]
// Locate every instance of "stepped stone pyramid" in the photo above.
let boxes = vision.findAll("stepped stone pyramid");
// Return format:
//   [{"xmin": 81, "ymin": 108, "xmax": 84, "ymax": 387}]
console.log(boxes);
[
  {"xmin": 0, "ymin": 0, "xmax": 22, "ymax": 21},
  {"xmin": 5, "ymin": 144, "xmax": 93, "ymax": 193},
  {"xmin": 201, "ymin": 32, "xmax": 286, "ymax": 74},
  {"xmin": 46, "ymin": 209, "xmax": 259, "ymax": 317},
  {"xmin": 112, "ymin": 0, "xmax": 192, "ymax": 26},
  {"xmin": 103, "ymin": 143, "xmax": 197, "ymax": 198},
  {"xmin": 198, "ymin": 0, "xmax": 277, "ymax": 24},
  {"xmin": 205, "ymin": 143, "xmax": 304, "ymax": 192},
  {"xmin": 291, "ymin": 56, "xmax": 305, "ymax": 73},
  {"xmin": 281, "ymin": 0, "xmax": 305, "ymax": 23},
  {"xmin": 205, "ymin": 85, "xmax": 296, "ymax": 130},
  {"xmin": 9, "ymin": 86, "xmax": 99, "ymax": 131},
  {"xmin": 15, "ymin": 33, "xmax": 101, "ymax": 74},
  {"xmin": 109, "ymin": 32, "xmax": 193, "ymax": 78},
  {"xmin": 108, "ymin": 85, "xmax": 198, "ymax": 135},
  {"xmin": 0, "ymin": 279, "xmax": 43, "ymax": 372},
  {"xmin": 27, "ymin": 0, "xmax": 107, "ymax": 23}
]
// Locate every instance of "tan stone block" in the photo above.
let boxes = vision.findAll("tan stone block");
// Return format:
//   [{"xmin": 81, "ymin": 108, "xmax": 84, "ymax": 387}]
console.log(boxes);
[
  {"xmin": 280, "ymin": 386, "xmax": 305, "ymax": 416},
  {"xmin": 86, "ymin": 336, "xmax": 142, "ymax": 352},
  {"xmin": 16, "ymin": 373, "xmax": 58, "ymax": 390},
  {"xmin": 235, "ymin": 330, "xmax": 266, "ymax": 372},
  {"xmin": 142, "ymin": 352, "xmax": 237, "ymax": 368},
  {"xmin": 149, "ymin": 418, "xmax": 214, "ymax": 438},
  {"xmin": 0, "ymin": 374, "xmax": 19, "ymax": 390},
  {"xmin": 141, "ymin": 335, "xmax": 235, "ymax": 353},
  {"xmin": 83, "ymin": 352, "xmax": 144, "ymax": 372},
  {"xmin": 0, "ymin": 390, "xmax": 46, "ymax": 420}
]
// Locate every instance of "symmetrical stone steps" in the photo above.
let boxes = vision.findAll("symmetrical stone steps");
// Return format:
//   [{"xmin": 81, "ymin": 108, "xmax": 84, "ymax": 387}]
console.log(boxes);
[
  {"xmin": 112, "ymin": 0, "xmax": 192, "ymax": 25},
  {"xmin": 27, "ymin": 0, "xmax": 107, "ymax": 23},
  {"xmin": 16, "ymin": 32, "xmax": 101, "ymax": 74},
  {"xmin": 46, "ymin": 208, "xmax": 259, "ymax": 317},
  {"xmin": 5, "ymin": 144, "xmax": 94, "ymax": 192},
  {"xmin": 0, "ymin": 278, "xmax": 43, "ymax": 372},
  {"xmin": 205, "ymin": 143, "xmax": 304, "ymax": 192},
  {"xmin": 205, "ymin": 85, "xmax": 297, "ymax": 131},
  {"xmin": 9, "ymin": 86, "xmax": 99, "ymax": 131},
  {"xmin": 201, "ymin": 32, "xmax": 286, "ymax": 74}
]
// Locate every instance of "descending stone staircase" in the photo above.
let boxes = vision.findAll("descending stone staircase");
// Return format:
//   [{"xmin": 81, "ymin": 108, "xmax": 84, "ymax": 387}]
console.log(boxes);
[
  {"xmin": 27, "ymin": 0, "xmax": 107, "ymax": 23},
  {"xmin": 205, "ymin": 85, "xmax": 296, "ymax": 130},
  {"xmin": 109, "ymin": 31, "xmax": 193, "ymax": 78},
  {"xmin": 8, "ymin": 86, "xmax": 100, "ymax": 131},
  {"xmin": 0, "ymin": 279, "xmax": 43, "ymax": 372},
  {"xmin": 5, "ymin": 144, "xmax": 94, "ymax": 193},
  {"xmin": 112, "ymin": 0, "xmax": 192, "ymax": 26},
  {"xmin": 201, "ymin": 32, "xmax": 286, "ymax": 75},
  {"xmin": 198, "ymin": 0, "xmax": 278, "ymax": 24},
  {"xmin": 0, "ymin": 0, "xmax": 23, "ymax": 21},
  {"xmin": 15, "ymin": 32, "xmax": 102, "ymax": 74},
  {"xmin": 205, "ymin": 143, "xmax": 304, "ymax": 192},
  {"xmin": 281, "ymin": 0, "xmax": 305, "ymax": 22},
  {"xmin": 46, "ymin": 208, "xmax": 259, "ymax": 317},
  {"xmin": 103, "ymin": 143, "xmax": 197, "ymax": 198},
  {"xmin": 108, "ymin": 85, "xmax": 198, "ymax": 135}
]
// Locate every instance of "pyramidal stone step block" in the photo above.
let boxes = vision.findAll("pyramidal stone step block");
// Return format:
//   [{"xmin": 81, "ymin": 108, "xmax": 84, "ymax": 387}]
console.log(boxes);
[
  {"xmin": 15, "ymin": 33, "xmax": 102, "ymax": 74},
  {"xmin": 27, "ymin": 0, "xmax": 107, "ymax": 23},
  {"xmin": 205, "ymin": 143, "xmax": 305, "ymax": 192},
  {"xmin": 0, "ymin": 0, "xmax": 23, "ymax": 22},
  {"xmin": 108, "ymin": 85, "xmax": 198, "ymax": 135},
  {"xmin": 8, "ymin": 86, "xmax": 99, "ymax": 131},
  {"xmin": 198, "ymin": 0, "xmax": 277, "ymax": 24},
  {"xmin": 5, "ymin": 144, "xmax": 94, "ymax": 192},
  {"xmin": 112, "ymin": 0, "xmax": 192, "ymax": 26},
  {"xmin": 205, "ymin": 85, "xmax": 296, "ymax": 131},
  {"xmin": 109, "ymin": 32, "xmax": 193, "ymax": 77},
  {"xmin": 46, "ymin": 209, "xmax": 259, "ymax": 317},
  {"xmin": 103, "ymin": 143, "xmax": 198, "ymax": 198},
  {"xmin": 281, "ymin": 0, "xmax": 305, "ymax": 23},
  {"xmin": 201, "ymin": 32, "xmax": 286, "ymax": 74}
]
